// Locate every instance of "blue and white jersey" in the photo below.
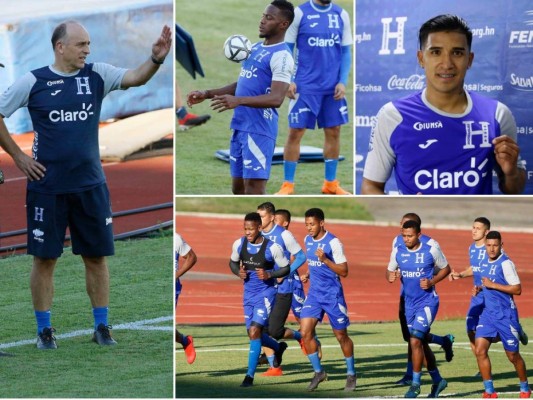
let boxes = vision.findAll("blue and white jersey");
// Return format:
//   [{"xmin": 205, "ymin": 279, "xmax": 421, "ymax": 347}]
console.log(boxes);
[
  {"xmin": 261, "ymin": 224, "xmax": 302, "ymax": 294},
  {"xmin": 470, "ymin": 242, "xmax": 487, "ymax": 287},
  {"xmin": 0, "ymin": 63, "xmax": 126, "ymax": 194},
  {"xmin": 478, "ymin": 252, "xmax": 520, "ymax": 319},
  {"xmin": 231, "ymin": 42, "xmax": 293, "ymax": 140},
  {"xmin": 230, "ymin": 237, "xmax": 289, "ymax": 302},
  {"xmin": 175, "ymin": 232, "xmax": 192, "ymax": 295},
  {"xmin": 286, "ymin": 0, "xmax": 351, "ymax": 95},
  {"xmin": 305, "ymin": 231, "xmax": 347, "ymax": 299},
  {"xmin": 363, "ymin": 89, "xmax": 525, "ymax": 194},
  {"xmin": 388, "ymin": 242, "xmax": 448, "ymax": 309}
]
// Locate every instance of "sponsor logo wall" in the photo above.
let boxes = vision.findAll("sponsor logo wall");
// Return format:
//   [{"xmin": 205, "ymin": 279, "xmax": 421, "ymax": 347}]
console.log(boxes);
[{"xmin": 356, "ymin": 0, "xmax": 533, "ymax": 194}]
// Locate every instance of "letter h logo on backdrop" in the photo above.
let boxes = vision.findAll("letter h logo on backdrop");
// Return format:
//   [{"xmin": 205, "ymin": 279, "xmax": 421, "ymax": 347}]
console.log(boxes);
[{"xmin": 379, "ymin": 17, "xmax": 407, "ymax": 55}]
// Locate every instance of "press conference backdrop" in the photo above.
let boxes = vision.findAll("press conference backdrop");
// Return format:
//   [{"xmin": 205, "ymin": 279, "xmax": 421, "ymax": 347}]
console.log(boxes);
[{"xmin": 355, "ymin": 0, "xmax": 533, "ymax": 194}]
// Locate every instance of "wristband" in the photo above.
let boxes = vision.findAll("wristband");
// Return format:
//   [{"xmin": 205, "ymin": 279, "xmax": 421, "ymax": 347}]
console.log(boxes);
[{"xmin": 151, "ymin": 55, "xmax": 164, "ymax": 65}]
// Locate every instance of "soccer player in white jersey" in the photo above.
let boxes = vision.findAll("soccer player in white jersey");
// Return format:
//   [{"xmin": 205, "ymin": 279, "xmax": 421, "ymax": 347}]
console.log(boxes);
[
  {"xmin": 362, "ymin": 14, "xmax": 526, "ymax": 195},
  {"xmin": 387, "ymin": 220, "xmax": 451, "ymax": 398},
  {"xmin": 175, "ymin": 232, "xmax": 198, "ymax": 364},
  {"xmin": 276, "ymin": 0, "xmax": 352, "ymax": 195},
  {"xmin": 0, "ymin": 21, "xmax": 171, "ymax": 349},
  {"xmin": 186, "ymin": 1, "xmax": 295, "ymax": 195},
  {"xmin": 473, "ymin": 231, "xmax": 531, "ymax": 398}
]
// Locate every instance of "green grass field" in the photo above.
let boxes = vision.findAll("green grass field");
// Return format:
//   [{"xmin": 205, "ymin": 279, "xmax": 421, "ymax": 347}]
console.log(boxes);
[
  {"xmin": 0, "ymin": 235, "xmax": 173, "ymax": 398},
  {"xmin": 175, "ymin": 0, "xmax": 354, "ymax": 195},
  {"xmin": 176, "ymin": 318, "xmax": 533, "ymax": 398}
]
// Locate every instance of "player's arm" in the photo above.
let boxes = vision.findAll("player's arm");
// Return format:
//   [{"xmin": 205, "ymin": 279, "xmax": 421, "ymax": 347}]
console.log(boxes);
[
  {"xmin": 229, "ymin": 239, "xmax": 247, "ymax": 280},
  {"xmin": 187, "ymin": 82, "xmax": 238, "ymax": 106},
  {"xmin": 210, "ymin": 80, "xmax": 290, "ymax": 112},
  {"xmin": 175, "ymin": 248, "xmax": 197, "ymax": 280},
  {"xmin": 256, "ymin": 243, "xmax": 290, "ymax": 280},
  {"xmin": 121, "ymin": 25, "xmax": 172, "ymax": 88},
  {"xmin": 482, "ymin": 259, "xmax": 522, "ymax": 295},
  {"xmin": 449, "ymin": 265, "xmax": 473, "ymax": 281},
  {"xmin": 316, "ymin": 238, "xmax": 348, "ymax": 277},
  {"xmin": 281, "ymin": 230, "xmax": 305, "ymax": 273},
  {"xmin": 386, "ymin": 247, "xmax": 399, "ymax": 283},
  {"xmin": 421, "ymin": 247, "xmax": 451, "ymax": 289},
  {"xmin": 361, "ymin": 178, "xmax": 386, "ymax": 194}
]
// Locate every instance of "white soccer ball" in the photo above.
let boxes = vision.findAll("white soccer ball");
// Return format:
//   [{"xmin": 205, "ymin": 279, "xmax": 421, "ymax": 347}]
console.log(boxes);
[{"xmin": 223, "ymin": 34, "xmax": 252, "ymax": 63}]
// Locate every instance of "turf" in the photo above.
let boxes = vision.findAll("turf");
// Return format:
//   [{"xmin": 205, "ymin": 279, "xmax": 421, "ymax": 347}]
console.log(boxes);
[
  {"xmin": 176, "ymin": 319, "xmax": 533, "ymax": 398},
  {"xmin": 175, "ymin": 0, "xmax": 354, "ymax": 195},
  {"xmin": 0, "ymin": 235, "xmax": 173, "ymax": 398}
]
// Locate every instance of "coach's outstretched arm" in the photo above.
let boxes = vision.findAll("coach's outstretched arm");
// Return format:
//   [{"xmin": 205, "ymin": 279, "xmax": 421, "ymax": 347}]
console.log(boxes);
[
  {"xmin": 121, "ymin": 25, "xmax": 172, "ymax": 88},
  {"xmin": 0, "ymin": 116, "xmax": 45, "ymax": 181}
]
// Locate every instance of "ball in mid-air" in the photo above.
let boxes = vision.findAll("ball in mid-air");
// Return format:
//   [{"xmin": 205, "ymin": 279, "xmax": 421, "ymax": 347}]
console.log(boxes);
[{"xmin": 223, "ymin": 34, "xmax": 252, "ymax": 63}]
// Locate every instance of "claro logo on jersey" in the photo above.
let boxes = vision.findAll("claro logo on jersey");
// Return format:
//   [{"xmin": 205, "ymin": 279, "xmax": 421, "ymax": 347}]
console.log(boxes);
[
  {"xmin": 308, "ymin": 33, "xmax": 340, "ymax": 47},
  {"xmin": 49, "ymin": 102, "xmax": 94, "ymax": 122}
]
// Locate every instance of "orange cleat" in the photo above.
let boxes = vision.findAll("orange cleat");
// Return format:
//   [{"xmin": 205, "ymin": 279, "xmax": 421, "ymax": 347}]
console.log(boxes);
[
  {"xmin": 178, "ymin": 112, "xmax": 210, "ymax": 131},
  {"xmin": 275, "ymin": 181, "xmax": 295, "ymax": 195},
  {"xmin": 519, "ymin": 390, "xmax": 531, "ymax": 399},
  {"xmin": 482, "ymin": 392, "xmax": 498, "ymax": 398},
  {"xmin": 261, "ymin": 366, "xmax": 283, "ymax": 376},
  {"xmin": 183, "ymin": 335, "xmax": 196, "ymax": 364},
  {"xmin": 321, "ymin": 180, "xmax": 351, "ymax": 195}
]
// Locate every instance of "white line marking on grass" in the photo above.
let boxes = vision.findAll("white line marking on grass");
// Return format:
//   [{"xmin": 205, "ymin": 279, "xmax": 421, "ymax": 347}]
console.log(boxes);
[{"xmin": 0, "ymin": 316, "xmax": 173, "ymax": 349}]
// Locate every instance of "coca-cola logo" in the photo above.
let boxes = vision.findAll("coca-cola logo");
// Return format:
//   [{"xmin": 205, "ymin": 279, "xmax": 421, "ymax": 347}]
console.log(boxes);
[{"xmin": 388, "ymin": 74, "xmax": 425, "ymax": 90}]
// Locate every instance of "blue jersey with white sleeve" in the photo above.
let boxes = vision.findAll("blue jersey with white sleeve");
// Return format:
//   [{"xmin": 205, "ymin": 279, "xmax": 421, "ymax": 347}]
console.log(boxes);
[
  {"xmin": 175, "ymin": 233, "xmax": 192, "ymax": 300},
  {"xmin": 470, "ymin": 242, "xmax": 487, "ymax": 287}
]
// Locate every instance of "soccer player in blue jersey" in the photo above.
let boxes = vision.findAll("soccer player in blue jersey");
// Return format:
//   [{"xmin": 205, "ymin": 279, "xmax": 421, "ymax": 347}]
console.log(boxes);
[
  {"xmin": 0, "ymin": 21, "xmax": 171, "ymax": 349},
  {"xmin": 186, "ymin": 1, "xmax": 295, "ymax": 195},
  {"xmin": 362, "ymin": 14, "xmax": 526, "ymax": 195},
  {"xmin": 229, "ymin": 212, "xmax": 291, "ymax": 387},
  {"xmin": 387, "ymin": 220, "xmax": 451, "ymax": 398},
  {"xmin": 175, "ymin": 232, "xmax": 198, "ymax": 364},
  {"xmin": 473, "ymin": 231, "xmax": 531, "ymax": 398},
  {"xmin": 300, "ymin": 208, "xmax": 356, "ymax": 392},
  {"xmin": 256, "ymin": 202, "xmax": 306, "ymax": 376},
  {"xmin": 276, "ymin": 0, "xmax": 352, "ymax": 196}
]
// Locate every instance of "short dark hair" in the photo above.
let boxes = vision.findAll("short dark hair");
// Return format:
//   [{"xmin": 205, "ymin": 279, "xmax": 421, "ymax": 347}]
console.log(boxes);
[
  {"xmin": 402, "ymin": 212, "xmax": 422, "ymax": 225},
  {"xmin": 257, "ymin": 202, "xmax": 276, "ymax": 215},
  {"xmin": 271, "ymin": 0, "xmax": 295, "ymax": 25},
  {"xmin": 486, "ymin": 231, "xmax": 502, "ymax": 241},
  {"xmin": 474, "ymin": 217, "xmax": 491, "ymax": 230},
  {"xmin": 275, "ymin": 209, "xmax": 291, "ymax": 223},
  {"xmin": 402, "ymin": 220, "xmax": 421, "ymax": 233},
  {"xmin": 305, "ymin": 208, "xmax": 325, "ymax": 221},
  {"xmin": 419, "ymin": 14, "xmax": 472, "ymax": 50},
  {"xmin": 244, "ymin": 212, "xmax": 262, "ymax": 225}
]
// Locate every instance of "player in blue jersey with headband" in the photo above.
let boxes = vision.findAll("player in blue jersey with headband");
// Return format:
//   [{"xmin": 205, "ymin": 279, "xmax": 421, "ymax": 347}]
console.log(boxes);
[
  {"xmin": 0, "ymin": 21, "xmax": 171, "ymax": 349},
  {"xmin": 362, "ymin": 14, "xmax": 526, "ymax": 195},
  {"xmin": 276, "ymin": 0, "xmax": 352, "ymax": 195},
  {"xmin": 186, "ymin": 1, "xmax": 295, "ymax": 195}
]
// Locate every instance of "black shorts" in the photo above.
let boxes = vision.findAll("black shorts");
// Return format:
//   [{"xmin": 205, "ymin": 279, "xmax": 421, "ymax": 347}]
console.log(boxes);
[{"xmin": 266, "ymin": 292, "xmax": 293, "ymax": 340}]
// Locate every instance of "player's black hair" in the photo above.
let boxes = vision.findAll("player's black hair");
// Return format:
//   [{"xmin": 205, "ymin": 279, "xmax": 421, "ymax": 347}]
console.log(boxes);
[
  {"xmin": 486, "ymin": 231, "xmax": 502, "ymax": 241},
  {"xmin": 244, "ymin": 212, "xmax": 262, "ymax": 225},
  {"xmin": 305, "ymin": 208, "xmax": 325, "ymax": 221},
  {"xmin": 275, "ymin": 209, "xmax": 291, "ymax": 223},
  {"xmin": 402, "ymin": 220, "xmax": 421, "ymax": 233},
  {"xmin": 474, "ymin": 217, "xmax": 491, "ymax": 230},
  {"xmin": 257, "ymin": 202, "xmax": 276, "ymax": 215},
  {"xmin": 419, "ymin": 14, "xmax": 473, "ymax": 50},
  {"xmin": 402, "ymin": 212, "xmax": 422, "ymax": 225},
  {"xmin": 271, "ymin": 0, "xmax": 295, "ymax": 24}
]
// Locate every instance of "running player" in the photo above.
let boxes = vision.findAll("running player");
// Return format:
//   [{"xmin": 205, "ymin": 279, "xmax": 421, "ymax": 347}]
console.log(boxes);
[
  {"xmin": 362, "ymin": 14, "xmax": 526, "ymax": 195},
  {"xmin": 300, "ymin": 208, "xmax": 356, "ymax": 392},
  {"xmin": 387, "ymin": 220, "xmax": 451, "ymax": 398},
  {"xmin": 473, "ymin": 231, "xmax": 531, "ymax": 398},
  {"xmin": 229, "ymin": 212, "xmax": 291, "ymax": 387},
  {"xmin": 175, "ymin": 232, "xmax": 198, "ymax": 364},
  {"xmin": 276, "ymin": 0, "xmax": 352, "ymax": 195},
  {"xmin": 186, "ymin": 1, "xmax": 295, "ymax": 195}
]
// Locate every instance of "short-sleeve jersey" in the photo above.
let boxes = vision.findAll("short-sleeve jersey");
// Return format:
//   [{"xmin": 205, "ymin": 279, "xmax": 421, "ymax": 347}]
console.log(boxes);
[
  {"xmin": 388, "ymin": 242, "xmax": 448, "ymax": 309},
  {"xmin": 478, "ymin": 252, "xmax": 520, "ymax": 319},
  {"xmin": 363, "ymin": 89, "xmax": 525, "ymax": 194},
  {"xmin": 231, "ymin": 42, "xmax": 293, "ymax": 140},
  {"xmin": 304, "ymin": 231, "xmax": 347, "ymax": 298},
  {"xmin": 285, "ymin": 0, "xmax": 352, "ymax": 94},
  {"xmin": 0, "ymin": 63, "xmax": 126, "ymax": 194},
  {"xmin": 470, "ymin": 242, "xmax": 487, "ymax": 287},
  {"xmin": 175, "ymin": 233, "xmax": 192, "ymax": 294}
]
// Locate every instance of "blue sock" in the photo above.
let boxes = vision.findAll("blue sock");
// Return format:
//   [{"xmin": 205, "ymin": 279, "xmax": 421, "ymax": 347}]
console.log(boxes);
[
  {"xmin": 520, "ymin": 380, "xmax": 530, "ymax": 392},
  {"xmin": 92, "ymin": 306, "xmax": 108, "ymax": 330},
  {"xmin": 267, "ymin": 354, "xmax": 276, "ymax": 368},
  {"xmin": 308, "ymin": 351, "xmax": 322, "ymax": 373},
  {"xmin": 180, "ymin": 334, "xmax": 189, "ymax": 347},
  {"xmin": 324, "ymin": 158, "xmax": 338, "ymax": 182},
  {"xmin": 428, "ymin": 333, "xmax": 444, "ymax": 346},
  {"xmin": 247, "ymin": 339, "xmax": 262, "ymax": 377},
  {"xmin": 345, "ymin": 356, "xmax": 356, "ymax": 376},
  {"xmin": 412, "ymin": 371, "xmax": 422, "ymax": 386},
  {"xmin": 261, "ymin": 333, "xmax": 280, "ymax": 351},
  {"xmin": 283, "ymin": 161, "xmax": 298, "ymax": 183},
  {"xmin": 292, "ymin": 330, "xmax": 302, "ymax": 341},
  {"xmin": 176, "ymin": 106, "xmax": 187, "ymax": 119},
  {"xmin": 35, "ymin": 310, "xmax": 51, "ymax": 335},
  {"xmin": 483, "ymin": 379, "xmax": 495, "ymax": 394},
  {"xmin": 428, "ymin": 369, "xmax": 442, "ymax": 384},
  {"xmin": 406, "ymin": 360, "xmax": 414, "ymax": 378}
]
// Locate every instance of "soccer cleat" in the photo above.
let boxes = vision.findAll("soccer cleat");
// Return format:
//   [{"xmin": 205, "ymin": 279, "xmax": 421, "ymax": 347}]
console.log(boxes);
[
  {"xmin": 442, "ymin": 334, "xmax": 455, "ymax": 362},
  {"xmin": 482, "ymin": 392, "xmax": 498, "ymax": 398},
  {"xmin": 519, "ymin": 329, "xmax": 528, "ymax": 346},
  {"xmin": 307, "ymin": 370, "xmax": 327, "ymax": 391},
  {"xmin": 519, "ymin": 390, "xmax": 531, "ymax": 399},
  {"xmin": 92, "ymin": 323, "xmax": 117, "ymax": 346},
  {"xmin": 261, "ymin": 366, "xmax": 283, "ymax": 376},
  {"xmin": 395, "ymin": 376, "xmax": 413, "ymax": 385},
  {"xmin": 183, "ymin": 335, "xmax": 196, "ymax": 364},
  {"xmin": 405, "ymin": 383, "xmax": 421, "ymax": 398},
  {"xmin": 240, "ymin": 375, "xmax": 254, "ymax": 387},
  {"xmin": 36, "ymin": 327, "xmax": 57, "ymax": 350},
  {"xmin": 321, "ymin": 179, "xmax": 351, "ymax": 195},
  {"xmin": 178, "ymin": 112, "xmax": 210, "ymax": 131},
  {"xmin": 258, "ymin": 352, "xmax": 269, "ymax": 366},
  {"xmin": 297, "ymin": 338, "xmax": 308, "ymax": 356},
  {"xmin": 275, "ymin": 182, "xmax": 295, "ymax": 195},
  {"xmin": 274, "ymin": 341, "xmax": 288, "ymax": 367},
  {"xmin": 427, "ymin": 379, "xmax": 447, "ymax": 398},
  {"xmin": 344, "ymin": 374, "xmax": 357, "ymax": 391}
]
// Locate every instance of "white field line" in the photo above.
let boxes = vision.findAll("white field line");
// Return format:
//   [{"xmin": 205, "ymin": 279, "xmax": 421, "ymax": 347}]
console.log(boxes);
[{"xmin": 0, "ymin": 315, "xmax": 173, "ymax": 349}]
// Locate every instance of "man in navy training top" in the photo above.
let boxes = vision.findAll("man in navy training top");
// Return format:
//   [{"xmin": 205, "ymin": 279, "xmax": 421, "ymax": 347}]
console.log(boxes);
[{"xmin": 0, "ymin": 21, "xmax": 171, "ymax": 348}]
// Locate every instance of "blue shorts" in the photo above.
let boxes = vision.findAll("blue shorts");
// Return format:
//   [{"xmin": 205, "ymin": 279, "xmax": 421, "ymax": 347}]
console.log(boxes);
[
  {"xmin": 291, "ymin": 286, "xmax": 305, "ymax": 320},
  {"xmin": 243, "ymin": 288, "xmax": 276, "ymax": 330},
  {"xmin": 26, "ymin": 184, "xmax": 115, "ymax": 259},
  {"xmin": 476, "ymin": 311, "xmax": 522, "ymax": 352},
  {"xmin": 301, "ymin": 290, "xmax": 350, "ymax": 330},
  {"xmin": 406, "ymin": 302, "xmax": 439, "ymax": 337},
  {"xmin": 466, "ymin": 294, "xmax": 484, "ymax": 332},
  {"xmin": 229, "ymin": 130, "xmax": 275, "ymax": 180},
  {"xmin": 287, "ymin": 93, "xmax": 349, "ymax": 129}
]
